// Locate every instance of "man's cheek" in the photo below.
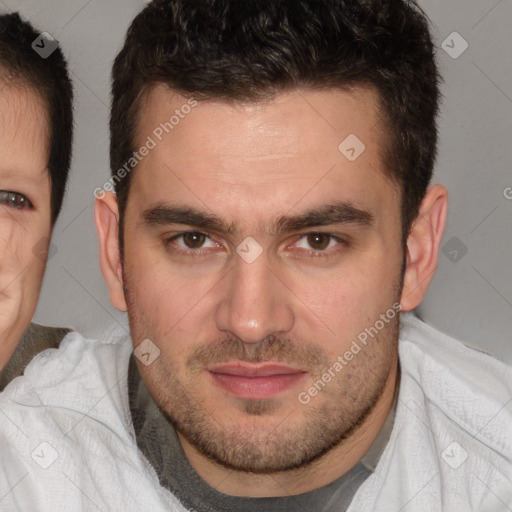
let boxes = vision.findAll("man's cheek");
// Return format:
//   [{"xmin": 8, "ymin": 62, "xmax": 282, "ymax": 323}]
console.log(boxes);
[
  {"xmin": 129, "ymin": 278, "xmax": 177, "ymax": 337},
  {"xmin": 144, "ymin": 273, "xmax": 206, "ymax": 325}
]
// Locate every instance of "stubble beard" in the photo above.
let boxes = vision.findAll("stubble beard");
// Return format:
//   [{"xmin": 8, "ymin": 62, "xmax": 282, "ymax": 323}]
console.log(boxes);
[{"xmin": 123, "ymin": 267, "xmax": 401, "ymax": 474}]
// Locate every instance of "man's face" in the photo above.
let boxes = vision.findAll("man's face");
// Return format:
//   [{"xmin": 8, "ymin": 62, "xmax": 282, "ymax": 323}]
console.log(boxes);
[
  {"xmin": 0, "ymin": 83, "xmax": 52, "ymax": 368},
  {"xmin": 122, "ymin": 85, "xmax": 404, "ymax": 472}
]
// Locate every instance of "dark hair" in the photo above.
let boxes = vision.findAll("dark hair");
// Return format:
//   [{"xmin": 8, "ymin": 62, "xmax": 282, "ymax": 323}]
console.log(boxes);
[
  {"xmin": 111, "ymin": 0, "xmax": 441, "ymax": 247},
  {"xmin": 0, "ymin": 12, "xmax": 73, "ymax": 223}
]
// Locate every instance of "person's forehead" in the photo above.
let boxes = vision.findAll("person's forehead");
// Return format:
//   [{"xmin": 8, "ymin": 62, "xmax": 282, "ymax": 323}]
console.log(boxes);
[
  {"xmin": 130, "ymin": 84, "xmax": 399, "ymax": 227},
  {"xmin": 137, "ymin": 83, "xmax": 383, "ymax": 156},
  {"xmin": 134, "ymin": 85, "xmax": 389, "ymax": 180},
  {"xmin": 0, "ymin": 82, "xmax": 47, "ymax": 124},
  {"xmin": 0, "ymin": 84, "xmax": 49, "ymax": 180}
]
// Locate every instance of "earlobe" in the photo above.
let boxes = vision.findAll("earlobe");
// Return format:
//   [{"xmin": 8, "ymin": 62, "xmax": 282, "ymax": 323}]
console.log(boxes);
[
  {"xmin": 400, "ymin": 185, "xmax": 449, "ymax": 312},
  {"xmin": 94, "ymin": 191, "xmax": 127, "ymax": 312}
]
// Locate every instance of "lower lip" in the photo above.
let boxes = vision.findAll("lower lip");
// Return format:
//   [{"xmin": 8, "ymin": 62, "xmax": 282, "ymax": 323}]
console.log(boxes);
[{"xmin": 209, "ymin": 372, "xmax": 306, "ymax": 399}]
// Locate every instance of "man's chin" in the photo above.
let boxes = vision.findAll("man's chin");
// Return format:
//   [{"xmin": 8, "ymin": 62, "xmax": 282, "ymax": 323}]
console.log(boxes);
[
  {"xmin": 167, "ymin": 399, "xmax": 346, "ymax": 474},
  {"xmin": 176, "ymin": 426, "xmax": 319, "ymax": 474},
  {"xmin": 235, "ymin": 397, "xmax": 282, "ymax": 416}
]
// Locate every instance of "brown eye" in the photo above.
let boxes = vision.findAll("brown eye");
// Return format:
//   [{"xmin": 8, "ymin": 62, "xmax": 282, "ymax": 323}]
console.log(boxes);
[
  {"xmin": 164, "ymin": 231, "xmax": 218, "ymax": 256},
  {"xmin": 306, "ymin": 233, "xmax": 331, "ymax": 250},
  {"xmin": 0, "ymin": 190, "xmax": 33, "ymax": 209},
  {"xmin": 293, "ymin": 233, "xmax": 348, "ymax": 257},
  {"xmin": 182, "ymin": 232, "xmax": 207, "ymax": 249}
]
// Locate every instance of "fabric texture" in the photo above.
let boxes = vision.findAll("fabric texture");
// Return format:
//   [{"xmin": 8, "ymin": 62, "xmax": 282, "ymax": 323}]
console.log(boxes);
[
  {"xmin": 0, "ymin": 314, "xmax": 510, "ymax": 511},
  {"xmin": 0, "ymin": 323, "xmax": 70, "ymax": 391}
]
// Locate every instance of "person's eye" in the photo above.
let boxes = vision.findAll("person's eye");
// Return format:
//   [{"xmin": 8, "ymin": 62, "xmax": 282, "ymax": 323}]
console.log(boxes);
[
  {"xmin": 293, "ymin": 232, "xmax": 349, "ymax": 257},
  {"xmin": 0, "ymin": 190, "xmax": 34, "ymax": 210},
  {"xmin": 164, "ymin": 231, "xmax": 219, "ymax": 256}
]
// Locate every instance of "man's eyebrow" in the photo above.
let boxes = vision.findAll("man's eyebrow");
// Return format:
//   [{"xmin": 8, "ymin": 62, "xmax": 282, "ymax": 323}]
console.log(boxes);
[
  {"xmin": 142, "ymin": 206, "xmax": 236, "ymax": 234},
  {"xmin": 141, "ymin": 201, "xmax": 374, "ymax": 234},
  {"xmin": 274, "ymin": 201, "xmax": 374, "ymax": 233}
]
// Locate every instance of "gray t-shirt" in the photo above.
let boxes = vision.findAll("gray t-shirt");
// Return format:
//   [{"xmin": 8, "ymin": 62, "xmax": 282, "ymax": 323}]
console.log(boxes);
[{"xmin": 128, "ymin": 355, "xmax": 398, "ymax": 512}]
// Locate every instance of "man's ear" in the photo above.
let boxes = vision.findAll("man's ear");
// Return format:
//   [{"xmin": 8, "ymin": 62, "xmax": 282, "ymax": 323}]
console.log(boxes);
[
  {"xmin": 400, "ymin": 184, "xmax": 448, "ymax": 312},
  {"xmin": 94, "ymin": 191, "xmax": 127, "ymax": 312}
]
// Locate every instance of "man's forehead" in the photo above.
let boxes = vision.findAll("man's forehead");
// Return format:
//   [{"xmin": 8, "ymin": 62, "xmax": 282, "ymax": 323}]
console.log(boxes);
[
  {"xmin": 129, "ymin": 83, "xmax": 398, "ymax": 224},
  {"xmin": 136, "ymin": 83, "xmax": 383, "ymax": 157},
  {"xmin": 135, "ymin": 88, "xmax": 386, "ymax": 176}
]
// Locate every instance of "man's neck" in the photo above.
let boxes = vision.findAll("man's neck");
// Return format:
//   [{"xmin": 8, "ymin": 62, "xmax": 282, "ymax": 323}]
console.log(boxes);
[{"xmin": 177, "ymin": 358, "xmax": 399, "ymax": 497}]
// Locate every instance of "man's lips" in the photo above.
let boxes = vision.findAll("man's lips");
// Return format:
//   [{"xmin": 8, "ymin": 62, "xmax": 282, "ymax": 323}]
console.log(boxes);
[
  {"xmin": 207, "ymin": 362, "xmax": 308, "ymax": 399},
  {"xmin": 208, "ymin": 362, "xmax": 307, "ymax": 377}
]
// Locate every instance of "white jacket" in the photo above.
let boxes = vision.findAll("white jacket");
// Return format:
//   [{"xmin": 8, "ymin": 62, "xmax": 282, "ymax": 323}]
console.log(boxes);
[{"xmin": 0, "ymin": 314, "xmax": 510, "ymax": 511}]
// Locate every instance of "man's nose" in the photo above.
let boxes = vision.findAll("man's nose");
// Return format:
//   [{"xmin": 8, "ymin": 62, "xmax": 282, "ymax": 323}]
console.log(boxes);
[{"xmin": 214, "ymin": 249, "xmax": 295, "ymax": 344}]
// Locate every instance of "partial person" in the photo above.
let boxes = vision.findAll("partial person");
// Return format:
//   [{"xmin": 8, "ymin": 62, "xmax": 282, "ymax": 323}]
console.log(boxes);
[
  {"xmin": 0, "ymin": 1, "xmax": 510, "ymax": 510},
  {"xmin": 0, "ymin": 13, "xmax": 73, "ymax": 388}
]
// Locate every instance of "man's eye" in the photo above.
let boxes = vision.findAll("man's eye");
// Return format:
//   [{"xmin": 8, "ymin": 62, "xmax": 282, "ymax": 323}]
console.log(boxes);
[
  {"xmin": 166, "ymin": 232, "xmax": 218, "ymax": 252},
  {"xmin": 294, "ymin": 233, "xmax": 347, "ymax": 253},
  {"xmin": 164, "ymin": 232, "xmax": 347, "ymax": 257},
  {"xmin": 0, "ymin": 190, "xmax": 33, "ymax": 210}
]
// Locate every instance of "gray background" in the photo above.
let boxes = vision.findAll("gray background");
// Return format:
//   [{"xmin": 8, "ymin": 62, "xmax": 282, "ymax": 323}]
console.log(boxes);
[{"xmin": 2, "ymin": 0, "xmax": 511, "ymax": 361}]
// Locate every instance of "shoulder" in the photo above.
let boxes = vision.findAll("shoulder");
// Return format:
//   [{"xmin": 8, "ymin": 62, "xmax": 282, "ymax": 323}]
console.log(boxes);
[
  {"xmin": 399, "ymin": 313, "xmax": 512, "ymax": 404},
  {"xmin": 0, "ymin": 324, "xmax": 133, "ymax": 436},
  {"xmin": 398, "ymin": 313, "xmax": 512, "ymax": 446},
  {"xmin": 0, "ymin": 325, "xmax": 180, "ymax": 509},
  {"xmin": 395, "ymin": 314, "xmax": 512, "ymax": 504},
  {"xmin": 0, "ymin": 323, "xmax": 70, "ymax": 391},
  {"xmin": 349, "ymin": 314, "xmax": 512, "ymax": 510}
]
